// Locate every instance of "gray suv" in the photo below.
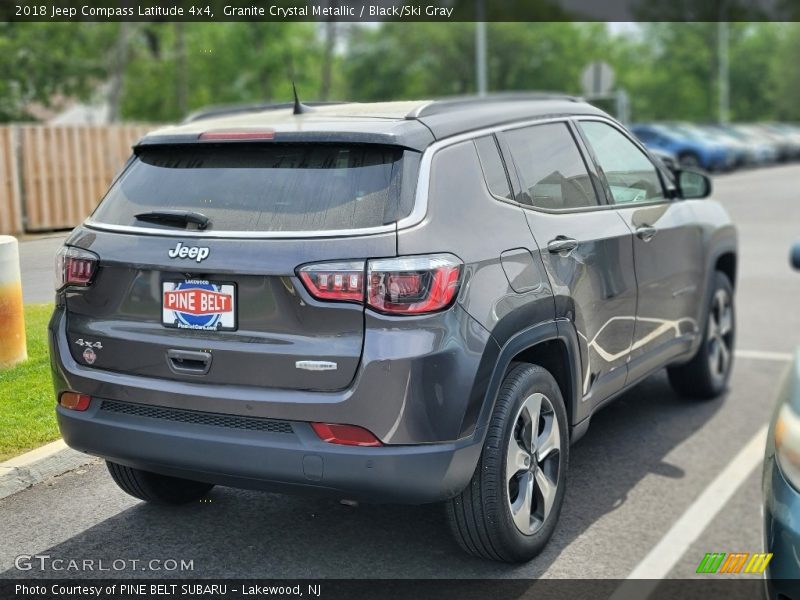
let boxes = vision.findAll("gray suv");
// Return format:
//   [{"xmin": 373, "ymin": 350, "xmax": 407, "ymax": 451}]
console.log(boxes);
[{"xmin": 50, "ymin": 95, "xmax": 737, "ymax": 563}]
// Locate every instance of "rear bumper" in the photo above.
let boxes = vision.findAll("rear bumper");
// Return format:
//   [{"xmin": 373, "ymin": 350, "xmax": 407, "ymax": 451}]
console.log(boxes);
[
  {"xmin": 57, "ymin": 399, "xmax": 482, "ymax": 504},
  {"xmin": 49, "ymin": 303, "xmax": 490, "ymax": 503}
]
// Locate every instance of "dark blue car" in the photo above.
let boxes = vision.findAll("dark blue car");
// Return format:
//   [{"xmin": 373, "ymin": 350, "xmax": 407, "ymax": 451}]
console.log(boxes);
[
  {"xmin": 763, "ymin": 242, "xmax": 800, "ymax": 597},
  {"xmin": 631, "ymin": 124, "xmax": 731, "ymax": 172}
]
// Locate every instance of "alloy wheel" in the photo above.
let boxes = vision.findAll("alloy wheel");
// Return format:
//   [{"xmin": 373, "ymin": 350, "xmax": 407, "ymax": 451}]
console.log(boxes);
[
  {"xmin": 707, "ymin": 288, "xmax": 734, "ymax": 382},
  {"xmin": 506, "ymin": 392, "xmax": 562, "ymax": 535}
]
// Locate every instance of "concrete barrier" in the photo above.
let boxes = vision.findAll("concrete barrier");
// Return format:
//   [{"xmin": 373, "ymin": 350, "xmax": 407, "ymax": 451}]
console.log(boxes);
[{"xmin": 0, "ymin": 236, "xmax": 26, "ymax": 369}]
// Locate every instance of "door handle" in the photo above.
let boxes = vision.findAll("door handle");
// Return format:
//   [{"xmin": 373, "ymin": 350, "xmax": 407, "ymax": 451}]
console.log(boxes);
[
  {"xmin": 636, "ymin": 226, "xmax": 658, "ymax": 242},
  {"xmin": 547, "ymin": 237, "xmax": 579, "ymax": 254},
  {"xmin": 166, "ymin": 349, "xmax": 212, "ymax": 375}
]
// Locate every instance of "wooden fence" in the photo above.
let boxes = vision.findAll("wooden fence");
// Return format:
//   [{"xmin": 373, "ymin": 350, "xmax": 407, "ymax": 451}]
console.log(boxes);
[{"xmin": 0, "ymin": 124, "xmax": 152, "ymax": 235}]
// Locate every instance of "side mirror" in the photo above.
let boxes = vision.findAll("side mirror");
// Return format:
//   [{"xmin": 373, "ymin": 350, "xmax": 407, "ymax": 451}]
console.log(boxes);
[
  {"xmin": 677, "ymin": 169, "xmax": 712, "ymax": 199},
  {"xmin": 792, "ymin": 242, "xmax": 800, "ymax": 271}
]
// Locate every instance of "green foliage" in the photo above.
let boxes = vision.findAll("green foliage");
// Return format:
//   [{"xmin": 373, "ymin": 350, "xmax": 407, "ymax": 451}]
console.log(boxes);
[
  {"xmin": 1, "ymin": 21, "xmax": 799, "ymax": 124},
  {"xmin": 120, "ymin": 22, "xmax": 324, "ymax": 121},
  {"xmin": 343, "ymin": 22, "xmax": 611, "ymax": 101},
  {"xmin": 773, "ymin": 24, "xmax": 800, "ymax": 121},
  {"xmin": 0, "ymin": 304, "xmax": 58, "ymax": 461},
  {"xmin": 0, "ymin": 23, "xmax": 115, "ymax": 120}
]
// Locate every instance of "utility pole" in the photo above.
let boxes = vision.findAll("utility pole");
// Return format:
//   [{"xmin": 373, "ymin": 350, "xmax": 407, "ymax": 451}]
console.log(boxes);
[
  {"xmin": 175, "ymin": 22, "xmax": 188, "ymax": 118},
  {"xmin": 320, "ymin": 1, "xmax": 337, "ymax": 101},
  {"xmin": 718, "ymin": 21, "xmax": 730, "ymax": 124},
  {"xmin": 475, "ymin": 0, "xmax": 487, "ymax": 96},
  {"xmin": 107, "ymin": 21, "xmax": 131, "ymax": 122}
]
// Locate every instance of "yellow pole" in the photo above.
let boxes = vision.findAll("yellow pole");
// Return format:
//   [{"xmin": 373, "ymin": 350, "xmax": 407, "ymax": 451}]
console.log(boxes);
[{"xmin": 0, "ymin": 235, "xmax": 26, "ymax": 369}]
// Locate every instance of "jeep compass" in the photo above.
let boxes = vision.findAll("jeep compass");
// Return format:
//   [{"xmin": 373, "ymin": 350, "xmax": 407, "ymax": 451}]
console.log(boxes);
[{"xmin": 50, "ymin": 95, "xmax": 738, "ymax": 562}]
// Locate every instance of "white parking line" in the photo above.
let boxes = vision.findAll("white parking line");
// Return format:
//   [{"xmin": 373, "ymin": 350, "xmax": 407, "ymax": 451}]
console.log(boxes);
[
  {"xmin": 610, "ymin": 424, "xmax": 768, "ymax": 598},
  {"xmin": 736, "ymin": 349, "xmax": 793, "ymax": 362}
]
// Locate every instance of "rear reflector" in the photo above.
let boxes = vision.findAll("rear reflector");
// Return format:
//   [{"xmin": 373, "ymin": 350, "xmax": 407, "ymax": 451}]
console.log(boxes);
[
  {"xmin": 199, "ymin": 130, "xmax": 275, "ymax": 141},
  {"xmin": 60, "ymin": 392, "xmax": 91, "ymax": 411},
  {"xmin": 311, "ymin": 423, "xmax": 383, "ymax": 447}
]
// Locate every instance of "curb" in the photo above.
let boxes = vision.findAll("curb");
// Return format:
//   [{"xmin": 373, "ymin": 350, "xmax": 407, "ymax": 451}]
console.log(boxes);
[{"xmin": 0, "ymin": 439, "xmax": 96, "ymax": 500}]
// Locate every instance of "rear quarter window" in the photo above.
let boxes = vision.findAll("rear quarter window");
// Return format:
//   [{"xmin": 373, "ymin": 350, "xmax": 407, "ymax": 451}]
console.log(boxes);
[
  {"xmin": 474, "ymin": 136, "xmax": 513, "ymax": 200},
  {"xmin": 91, "ymin": 144, "xmax": 411, "ymax": 232}
]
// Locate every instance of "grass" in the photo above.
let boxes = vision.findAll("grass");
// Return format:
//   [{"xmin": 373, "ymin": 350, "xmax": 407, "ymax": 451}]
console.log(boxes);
[{"xmin": 0, "ymin": 304, "xmax": 58, "ymax": 461}]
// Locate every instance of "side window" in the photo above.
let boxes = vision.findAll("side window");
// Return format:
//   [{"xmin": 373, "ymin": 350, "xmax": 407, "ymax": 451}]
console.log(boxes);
[
  {"xmin": 474, "ymin": 136, "xmax": 512, "ymax": 200},
  {"xmin": 501, "ymin": 123, "xmax": 599, "ymax": 211},
  {"xmin": 579, "ymin": 121, "xmax": 665, "ymax": 205}
]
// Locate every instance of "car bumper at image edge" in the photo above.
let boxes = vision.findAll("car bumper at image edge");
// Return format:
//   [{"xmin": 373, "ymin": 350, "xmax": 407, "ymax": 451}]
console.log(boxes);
[{"xmin": 763, "ymin": 456, "xmax": 800, "ymax": 598}]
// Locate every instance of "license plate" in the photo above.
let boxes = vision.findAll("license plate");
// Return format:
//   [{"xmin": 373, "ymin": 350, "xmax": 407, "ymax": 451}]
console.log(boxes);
[{"xmin": 162, "ymin": 280, "xmax": 236, "ymax": 331}]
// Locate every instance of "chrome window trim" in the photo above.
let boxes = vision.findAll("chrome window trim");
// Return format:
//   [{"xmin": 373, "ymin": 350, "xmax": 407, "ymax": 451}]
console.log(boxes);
[{"xmin": 83, "ymin": 218, "xmax": 398, "ymax": 239}]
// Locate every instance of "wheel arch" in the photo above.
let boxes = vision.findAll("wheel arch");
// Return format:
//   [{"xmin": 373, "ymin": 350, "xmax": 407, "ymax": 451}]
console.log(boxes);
[
  {"xmin": 714, "ymin": 251, "xmax": 737, "ymax": 289},
  {"xmin": 704, "ymin": 234, "xmax": 738, "ymax": 309},
  {"xmin": 678, "ymin": 236, "xmax": 738, "ymax": 365},
  {"xmin": 464, "ymin": 320, "xmax": 584, "ymax": 445}
]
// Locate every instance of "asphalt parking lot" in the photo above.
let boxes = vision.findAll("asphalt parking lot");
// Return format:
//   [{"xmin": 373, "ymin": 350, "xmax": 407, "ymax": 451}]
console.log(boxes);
[{"xmin": 2, "ymin": 164, "xmax": 799, "ymax": 583}]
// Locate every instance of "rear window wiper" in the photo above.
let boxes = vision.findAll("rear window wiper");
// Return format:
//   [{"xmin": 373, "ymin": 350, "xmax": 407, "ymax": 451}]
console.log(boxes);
[{"xmin": 134, "ymin": 210, "xmax": 210, "ymax": 230}]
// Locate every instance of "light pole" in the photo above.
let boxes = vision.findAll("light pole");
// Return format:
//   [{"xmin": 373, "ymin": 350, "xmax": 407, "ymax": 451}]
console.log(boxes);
[
  {"xmin": 718, "ymin": 21, "xmax": 730, "ymax": 124},
  {"xmin": 475, "ymin": 0, "xmax": 487, "ymax": 96}
]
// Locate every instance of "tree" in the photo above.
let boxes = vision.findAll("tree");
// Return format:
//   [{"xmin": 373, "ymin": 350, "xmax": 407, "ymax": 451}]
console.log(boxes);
[
  {"xmin": 773, "ymin": 24, "xmax": 800, "ymax": 121},
  {"xmin": 0, "ymin": 22, "xmax": 115, "ymax": 121},
  {"xmin": 118, "ymin": 23, "xmax": 324, "ymax": 121},
  {"xmin": 343, "ymin": 22, "xmax": 609, "ymax": 102}
]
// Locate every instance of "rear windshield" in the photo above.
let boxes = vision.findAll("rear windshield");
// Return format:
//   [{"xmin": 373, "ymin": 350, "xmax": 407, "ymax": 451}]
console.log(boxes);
[{"xmin": 91, "ymin": 144, "xmax": 410, "ymax": 232}]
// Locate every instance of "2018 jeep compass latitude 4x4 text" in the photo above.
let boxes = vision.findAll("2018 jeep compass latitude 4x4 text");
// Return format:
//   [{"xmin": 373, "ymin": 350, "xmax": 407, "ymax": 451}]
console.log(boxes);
[{"xmin": 50, "ymin": 95, "xmax": 737, "ymax": 562}]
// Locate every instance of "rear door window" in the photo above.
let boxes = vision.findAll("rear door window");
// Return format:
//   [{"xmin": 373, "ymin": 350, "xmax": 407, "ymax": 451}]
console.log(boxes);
[
  {"xmin": 500, "ymin": 123, "xmax": 600, "ymax": 211},
  {"xmin": 91, "ymin": 144, "xmax": 408, "ymax": 232}
]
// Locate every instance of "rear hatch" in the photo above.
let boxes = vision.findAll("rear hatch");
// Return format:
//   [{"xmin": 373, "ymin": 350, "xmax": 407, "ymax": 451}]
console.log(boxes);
[{"xmin": 63, "ymin": 141, "xmax": 417, "ymax": 391}]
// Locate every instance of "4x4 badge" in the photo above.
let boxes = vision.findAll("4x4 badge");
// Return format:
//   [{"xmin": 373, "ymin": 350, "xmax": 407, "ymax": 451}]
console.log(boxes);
[{"xmin": 168, "ymin": 242, "xmax": 210, "ymax": 262}]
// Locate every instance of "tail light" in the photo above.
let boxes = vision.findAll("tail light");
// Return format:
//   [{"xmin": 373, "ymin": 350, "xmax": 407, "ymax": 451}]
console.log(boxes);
[
  {"xmin": 297, "ymin": 261, "xmax": 364, "ymax": 302},
  {"xmin": 367, "ymin": 254, "xmax": 462, "ymax": 314},
  {"xmin": 199, "ymin": 129, "xmax": 275, "ymax": 141},
  {"xmin": 55, "ymin": 246, "xmax": 98, "ymax": 290},
  {"xmin": 59, "ymin": 392, "xmax": 91, "ymax": 411},
  {"xmin": 311, "ymin": 422, "xmax": 383, "ymax": 447},
  {"xmin": 297, "ymin": 253, "xmax": 462, "ymax": 315}
]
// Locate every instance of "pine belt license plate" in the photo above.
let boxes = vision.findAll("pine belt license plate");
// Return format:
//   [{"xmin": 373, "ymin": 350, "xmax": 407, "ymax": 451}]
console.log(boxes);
[{"xmin": 162, "ymin": 280, "xmax": 237, "ymax": 331}]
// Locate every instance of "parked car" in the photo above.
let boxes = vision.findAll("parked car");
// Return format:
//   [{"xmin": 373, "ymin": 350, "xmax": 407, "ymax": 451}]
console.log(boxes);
[
  {"xmin": 648, "ymin": 147, "xmax": 679, "ymax": 173},
  {"xmin": 50, "ymin": 95, "xmax": 738, "ymax": 563},
  {"xmin": 763, "ymin": 242, "xmax": 800, "ymax": 597},
  {"xmin": 668, "ymin": 123, "xmax": 747, "ymax": 170},
  {"xmin": 702, "ymin": 124, "xmax": 762, "ymax": 166},
  {"xmin": 689, "ymin": 123, "xmax": 755, "ymax": 168},
  {"xmin": 725, "ymin": 124, "xmax": 781, "ymax": 164},
  {"xmin": 760, "ymin": 123, "xmax": 800, "ymax": 160},
  {"xmin": 630, "ymin": 123, "xmax": 731, "ymax": 171}
]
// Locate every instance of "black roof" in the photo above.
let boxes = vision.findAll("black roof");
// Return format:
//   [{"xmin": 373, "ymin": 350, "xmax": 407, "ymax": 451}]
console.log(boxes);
[{"xmin": 138, "ymin": 94, "xmax": 608, "ymax": 151}]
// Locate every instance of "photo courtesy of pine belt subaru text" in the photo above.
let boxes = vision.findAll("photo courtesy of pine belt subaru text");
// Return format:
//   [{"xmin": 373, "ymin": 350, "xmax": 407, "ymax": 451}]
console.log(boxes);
[{"xmin": 49, "ymin": 95, "xmax": 737, "ymax": 563}]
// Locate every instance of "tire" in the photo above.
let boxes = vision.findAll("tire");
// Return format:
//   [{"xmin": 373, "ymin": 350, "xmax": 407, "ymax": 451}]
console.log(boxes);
[
  {"xmin": 446, "ymin": 364, "xmax": 568, "ymax": 562},
  {"xmin": 106, "ymin": 461, "xmax": 214, "ymax": 505},
  {"xmin": 668, "ymin": 271, "xmax": 735, "ymax": 399},
  {"xmin": 678, "ymin": 152, "xmax": 701, "ymax": 170}
]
